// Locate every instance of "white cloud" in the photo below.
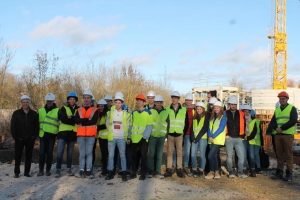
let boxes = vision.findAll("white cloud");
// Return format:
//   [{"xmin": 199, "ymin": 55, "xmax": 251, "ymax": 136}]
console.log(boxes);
[
  {"xmin": 7, "ymin": 41, "xmax": 23, "ymax": 49},
  {"xmin": 113, "ymin": 54, "xmax": 154, "ymax": 67},
  {"xmin": 29, "ymin": 16, "xmax": 126, "ymax": 46}
]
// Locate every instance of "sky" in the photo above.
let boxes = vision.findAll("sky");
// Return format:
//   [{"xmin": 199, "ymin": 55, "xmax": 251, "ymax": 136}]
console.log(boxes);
[{"xmin": 1, "ymin": 0, "xmax": 300, "ymax": 95}]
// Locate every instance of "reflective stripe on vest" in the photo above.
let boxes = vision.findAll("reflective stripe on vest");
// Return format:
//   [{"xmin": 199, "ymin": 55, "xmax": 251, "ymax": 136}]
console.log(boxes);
[
  {"xmin": 275, "ymin": 104, "xmax": 295, "ymax": 134},
  {"xmin": 167, "ymin": 106, "xmax": 186, "ymax": 134},
  {"xmin": 58, "ymin": 106, "xmax": 77, "ymax": 132},
  {"xmin": 97, "ymin": 115, "xmax": 108, "ymax": 139},
  {"xmin": 209, "ymin": 116, "xmax": 226, "ymax": 145},
  {"xmin": 248, "ymin": 119, "xmax": 261, "ymax": 146},
  {"xmin": 192, "ymin": 116, "xmax": 206, "ymax": 139},
  {"xmin": 131, "ymin": 110, "xmax": 152, "ymax": 143},
  {"xmin": 107, "ymin": 110, "xmax": 130, "ymax": 141},
  {"xmin": 77, "ymin": 107, "xmax": 98, "ymax": 137},
  {"xmin": 151, "ymin": 109, "xmax": 168, "ymax": 137},
  {"xmin": 38, "ymin": 108, "xmax": 60, "ymax": 137}
]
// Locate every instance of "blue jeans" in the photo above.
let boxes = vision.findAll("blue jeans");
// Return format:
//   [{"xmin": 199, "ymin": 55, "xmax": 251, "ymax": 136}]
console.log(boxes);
[
  {"xmin": 183, "ymin": 135, "xmax": 191, "ymax": 167},
  {"xmin": 77, "ymin": 137, "xmax": 95, "ymax": 170},
  {"xmin": 248, "ymin": 144, "xmax": 261, "ymax": 169},
  {"xmin": 191, "ymin": 139, "xmax": 207, "ymax": 170},
  {"xmin": 56, "ymin": 139, "xmax": 75, "ymax": 169},
  {"xmin": 39, "ymin": 135, "xmax": 56, "ymax": 172},
  {"xmin": 242, "ymin": 140, "xmax": 248, "ymax": 169},
  {"xmin": 208, "ymin": 144, "xmax": 220, "ymax": 172},
  {"xmin": 108, "ymin": 138, "xmax": 126, "ymax": 171},
  {"xmin": 225, "ymin": 137, "xmax": 244, "ymax": 172}
]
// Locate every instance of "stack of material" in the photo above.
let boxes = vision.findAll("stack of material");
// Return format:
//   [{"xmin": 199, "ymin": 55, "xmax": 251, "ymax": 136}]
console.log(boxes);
[{"xmin": 255, "ymin": 109, "xmax": 274, "ymax": 150}]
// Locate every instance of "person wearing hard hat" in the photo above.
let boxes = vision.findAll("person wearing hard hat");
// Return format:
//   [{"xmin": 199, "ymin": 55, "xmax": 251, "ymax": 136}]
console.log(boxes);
[
  {"xmin": 104, "ymin": 94, "xmax": 113, "ymax": 110},
  {"xmin": 267, "ymin": 91, "xmax": 297, "ymax": 182},
  {"xmin": 225, "ymin": 95, "xmax": 248, "ymax": 179},
  {"xmin": 164, "ymin": 91, "xmax": 187, "ymax": 178},
  {"xmin": 147, "ymin": 94, "xmax": 169, "ymax": 178},
  {"xmin": 208, "ymin": 90, "xmax": 226, "ymax": 111},
  {"xmin": 242, "ymin": 105, "xmax": 263, "ymax": 177},
  {"xmin": 145, "ymin": 90, "xmax": 156, "ymax": 109},
  {"xmin": 55, "ymin": 92, "xmax": 79, "ymax": 178},
  {"xmin": 205, "ymin": 101, "xmax": 227, "ymax": 179},
  {"xmin": 190, "ymin": 102, "xmax": 210, "ymax": 177},
  {"xmin": 11, "ymin": 95, "xmax": 39, "ymax": 178},
  {"xmin": 182, "ymin": 92, "xmax": 194, "ymax": 175},
  {"xmin": 127, "ymin": 94, "xmax": 153, "ymax": 180},
  {"xmin": 37, "ymin": 93, "xmax": 60, "ymax": 177},
  {"xmin": 74, "ymin": 90, "xmax": 99, "ymax": 179},
  {"xmin": 104, "ymin": 94, "xmax": 131, "ymax": 182},
  {"xmin": 92, "ymin": 99, "xmax": 109, "ymax": 176}
]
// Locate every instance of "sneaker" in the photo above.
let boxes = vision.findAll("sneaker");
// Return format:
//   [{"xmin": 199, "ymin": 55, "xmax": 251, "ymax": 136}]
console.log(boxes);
[
  {"xmin": 86, "ymin": 171, "xmax": 95, "ymax": 179},
  {"xmin": 67, "ymin": 169, "xmax": 74, "ymax": 176},
  {"xmin": 176, "ymin": 168, "xmax": 185, "ymax": 178},
  {"xmin": 75, "ymin": 170, "xmax": 84, "ymax": 178},
  {"xmin": 148, "ymin": 170, "xmax": 153, "ymax": 178},
  {"xmin": 14, "ymin": 174, "xmax": 20, "ymax": 178},
  {"xmin": 249, "ymin": 169, "xmax": 257, "ymax": 177},
  {"xmin": 121, "ymin": 171, "xmax": 128, "ymax": 181},
  {"xmin": 214, "ymin": 171, "xmax": 221, "ymax": 179},
  {"xmin": 228, "ymin": 172, "xmax": 235, "ymax": 179},
  {"xmin": 164, "ymin": 168, "xmax": 172, "ymax": 177},
  {"xmin": 256, "ymin": 168, "xmax": 262, "ymax": 174},
  {"xmin": 238, "ymin": 172, "xmax": 248, "ymax": 179},
  {"xmin": 37, "ymin": 171, "xmax": 44, "ymax": 177},
  {"xmin": 243, "ymin": 169, "xmax": 248, "ymax": 176},
  {"xmin": 204, "ymin": 172, "xmax": 214, "ymax": 179},
  {"xmin": 155, "ymin": 174, "xmax": 164, "ymax": 179},
  {"xmin": 139, "ymin": 174, "xmax": 146, "ymax": 180},
  {"xmin": 105, "ymin": 171, "xmax": 114, "ymax": 180},
  {"xmin": 46, "ymin": 171, "xmax": 52, "ymax": 176},
  {"xmin": 55, "ymin": 170, "xmax": 61, "ymax": 178}
]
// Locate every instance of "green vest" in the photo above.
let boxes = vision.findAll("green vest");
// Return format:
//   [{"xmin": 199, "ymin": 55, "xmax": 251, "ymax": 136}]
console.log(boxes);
[
  {"xmin": 192, "ymin": 116, "xmax": 207, "ymax": 139},
  {"xmin": 97, "ymin": 115, "xmax": 108, "ymax": 139},
  {"xmin": 275, "ymin": 104, "xmax": 295, "ymax": 135},
  {"xmin": 38, "ymin": 107, "xmax": 60, "ymax": 137},
  {"xmin": 167, "ymin": 106, "xmax": 186, "ymax": 134},
  {"xmin": 208, "ymin": 116, "xmax": 226, "ymax": 145},
  {"xmin": 107, "ymin": 110, "xmax": 131, "ymax": 142},
  {"xmin": 131, "ymin": 110, "xmax": 152, "ymax": 143},
  {"xmin": 151, "ymin": 109, "xmax": 168, "ymax": 138},
  {"xmin": 58, "ymin": 106, "xmax": 77, "ymax": 133},
  {"xmin": 248, "ymin": 119, "xmax": 261, "ymax": 146}
]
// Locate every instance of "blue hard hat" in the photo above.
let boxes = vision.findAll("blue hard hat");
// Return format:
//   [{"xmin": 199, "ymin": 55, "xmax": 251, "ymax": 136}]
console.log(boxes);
[
  {"xmin": 250, "ymin": 109, "xmax": 256, "ymax": 116},
  {"xmin": 67, "ymin": 91, "xmax": 78, "ymax": 101}
]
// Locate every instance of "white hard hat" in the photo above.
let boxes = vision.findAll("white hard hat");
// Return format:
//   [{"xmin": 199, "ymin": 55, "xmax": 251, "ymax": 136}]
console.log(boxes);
[
  {"xmin": 83, "ymin": 90, "xmax": 93, "ymax": 97},
  {"xmin": 114, "ymin": 95, "xmax": 124, "ymax": 102},
  {"xmin": 20, "ymin": 95, "xmax": 30, "ymax": 102},
  {"xmin": 275, "ymin": 101, "xmax": 280, "ymax": 108},
  {"xmin": 242, "ymin": 104, "xmax": 252, "ymax": 111},
  {"xmin": 104, "ymin": 94, "xmax": 113, "ymax": 101},
  {"xmin": 208, "ymin": 97, "xmax": 218, "ymax": 104},
  {"xmin": 154, "ymin": 94, "xmax": 164, "ymax": 102},
  {"xmin": 185, "ymin": 93, "xmax": 193, "ymax": 100},
  {"xmin": 114, "ymin": 91, "xmax": 124, "ymax": 98},
  {"xmin": 214, "ymin": 101, "xmax": 222, "ymax": 107},
  {"xmin": 195, "ymin": 102, "xmax": 205, "ymax": 107},
  {"xmin": 45, "ymin": 93, "xmax": 55, "ymax": 101},
  {"xmin": 97, "ymin": 99, "xmax": 107, "ymax": 105},
  {"xmin": 147, "ymin": 90, "xmax": 156, "ymax": 97},
  {"xmin": 171, "ymin": 91, "xmax": 180, "ymax": 97},
  {"xmin": 239, "ymin": 104, "xmax": 244, "ymax": 110},
  {"xmin": 228, "ymin": 96, "xmax": 238, "ymax": 104}
]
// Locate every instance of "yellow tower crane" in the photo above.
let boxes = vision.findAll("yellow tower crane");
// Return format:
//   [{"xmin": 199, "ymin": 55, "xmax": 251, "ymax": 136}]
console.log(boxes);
[{"xmin": 268, "ymin": 0, "xmax": 287, "ymax": 90}]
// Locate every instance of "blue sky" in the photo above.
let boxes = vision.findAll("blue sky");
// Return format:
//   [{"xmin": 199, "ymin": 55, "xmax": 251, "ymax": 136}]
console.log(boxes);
[{"xmin": 1, "ymin": 0, "xmax": 300, "ymax": 94}]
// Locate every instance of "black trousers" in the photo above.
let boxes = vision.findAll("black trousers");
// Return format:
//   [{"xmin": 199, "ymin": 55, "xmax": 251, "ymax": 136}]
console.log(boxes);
[
  {"xmin": 92, "ymin": 138, "xmax": 108, "ymax": 170},
  {"xmin": 131, "ymin": 138, "xmax": 148, "ymax": 174},
  {"xmin": 14, "ymin": 138, "xmax": 35, "ymax": 175}
]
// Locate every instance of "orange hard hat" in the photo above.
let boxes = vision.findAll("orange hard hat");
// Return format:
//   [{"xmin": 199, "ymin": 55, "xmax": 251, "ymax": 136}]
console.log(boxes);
[
  {"xmin": 277, "ymin": 91, "xmax": 289, "ymax": 98},
  {"xmin": 135, "ymin": 94, "xmax": 146, "ymax": 101}
]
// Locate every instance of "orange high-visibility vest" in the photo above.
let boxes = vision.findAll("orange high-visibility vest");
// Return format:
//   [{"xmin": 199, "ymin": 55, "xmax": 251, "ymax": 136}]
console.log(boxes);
[{"xmin": 77, "ymin": 106, "xmax": 98, "ymax": 137}]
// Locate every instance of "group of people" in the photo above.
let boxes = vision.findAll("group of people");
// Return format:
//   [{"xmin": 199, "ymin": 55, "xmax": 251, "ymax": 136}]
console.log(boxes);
[{"xmin": 10, "ymin": 89, "xmax": 296, "ymax": 182}]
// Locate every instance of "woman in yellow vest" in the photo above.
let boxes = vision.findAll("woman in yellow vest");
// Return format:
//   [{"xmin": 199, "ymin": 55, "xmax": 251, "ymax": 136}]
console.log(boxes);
[
  {"xmin": 243, "ymin": 105, "xmax": 263, "ymax": 177},
  {"xmin": 190, "ymin": 102, "xmax": 210, "ymax": 177},
  {"xmin": 37, "ymin": 93, "xmax": 60, "ymax": 177},
  {"xmin": 205, "ymin": 101, "xmax": 226, "ymax": 179},
  {"xmin": 55, "ymin": 92, "xmax": 79, "ymax": 178}
]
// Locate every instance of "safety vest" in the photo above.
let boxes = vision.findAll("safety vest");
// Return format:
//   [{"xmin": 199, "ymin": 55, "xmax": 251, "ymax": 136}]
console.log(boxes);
[
  {"xmin": 97, "ymin": 115, "xmax": 108, "ymax": 139},
  {"xmin": 77, "ymin": 107, "xmax": 98, "ymax": 137},
  {"xmin": 151, "ymin": 109, "xmax": 169, "ymax": 137},
  {"xmin": 208, "ymin": 116, "xmax": 226, "ymax": 145},
  {"xmin": 107, "ymin": 110, "xmax": 131, "ymax": 141},
  {"xmin": 58, "ymin": 106, "xmax": 77, "ymax": 133},
  {"xmin": 131, "ymin": 109, "xmax": 153, "ymax": 143},
  {"xmin": 167, "ymin": 106, "xmax": 186, "ymax": 134},
  {"xmin": 38, "ymin": 107, "xmax": 60, "ymax": 137},
  {"xmin": 275, "ymin": 104, "xmax": 295, "ymax": 135},
  {"xmin": 248, "ymin": 119, "xmax": 261, "ymax": 146},
  {"xmin": 192, "ymin": 116, "xmax": 207, "ymax": 139}
]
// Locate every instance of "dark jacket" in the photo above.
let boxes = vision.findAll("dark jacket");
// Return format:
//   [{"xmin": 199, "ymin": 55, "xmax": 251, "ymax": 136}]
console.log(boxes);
[
  {"xmin": 225, "ymin": 110, "xmax": 245, "ymax": 138},
  {"xmin": 11, "ymin": 108, "xmax": 39, "ymax": 140},
  {"xmin": 57, "ymin": 104, "xmax": 79, "ymax": 141},
  {"xmin": 190, "ymin": 112, "xmax": 210, "ymax": 143}
]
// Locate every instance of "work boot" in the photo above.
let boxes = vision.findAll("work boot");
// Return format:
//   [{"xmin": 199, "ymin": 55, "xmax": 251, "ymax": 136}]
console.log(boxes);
[
  {"xmin": 130, "ymin": 171, "xmax": 137, "ymax": 179},
  {"xmin": 75, "ymin": 170, "xmax": 85, "ymax": 178},
  {"xmin": 54, "ymin": 170, "xmax": 61, "ymax": 178},
  {"xmin": 101, "ymin": 169, "xmax": 108, "ymax": 176},
  {"xmin": 67, "ymin": 169, "xmax": 74, "ymax": 176},
  {"xmin": 86, "ymin": 171, "xmax": 95, "ymax": 179},
  {"xmin": 164, "ymin": 168, "xmax": 172, "ymax": 177},
  {"xmin": 105, "ymin": 171, "xmax": 114, "ymax": 180},
  {"xmin": 139, "ymin": 174, "xmax": 146, "ymax": 180},
  {"xmin": 249, "ymin": 169, "xmax": 257, "ymax": 177},
  {"xmin": 46, "ymin": 171, "xmax": 52, "ymax": 176},
  {"xmin": 37, "ymin": 171, "xmax": 44, "ymax": 177},
  {"xmin": 271, "ymin": 169, "xmax": 283, "ymax": 180},
  {"xmin": 121, "ymin": 171, "xmax": 128, "ymax": 181},
  {"xmin": 176, "ymin": 168, "xmax": 185, "ymax": 178},
  {"xmin": 283, "ymin": 170, "xmax": 292, "ymax": 182}
]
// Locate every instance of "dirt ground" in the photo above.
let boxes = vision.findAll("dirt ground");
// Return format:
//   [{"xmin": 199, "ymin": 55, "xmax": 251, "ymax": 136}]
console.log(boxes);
[{"xmin": 0, "ymin": 142, "xmax": 300, "ymax": 199}]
